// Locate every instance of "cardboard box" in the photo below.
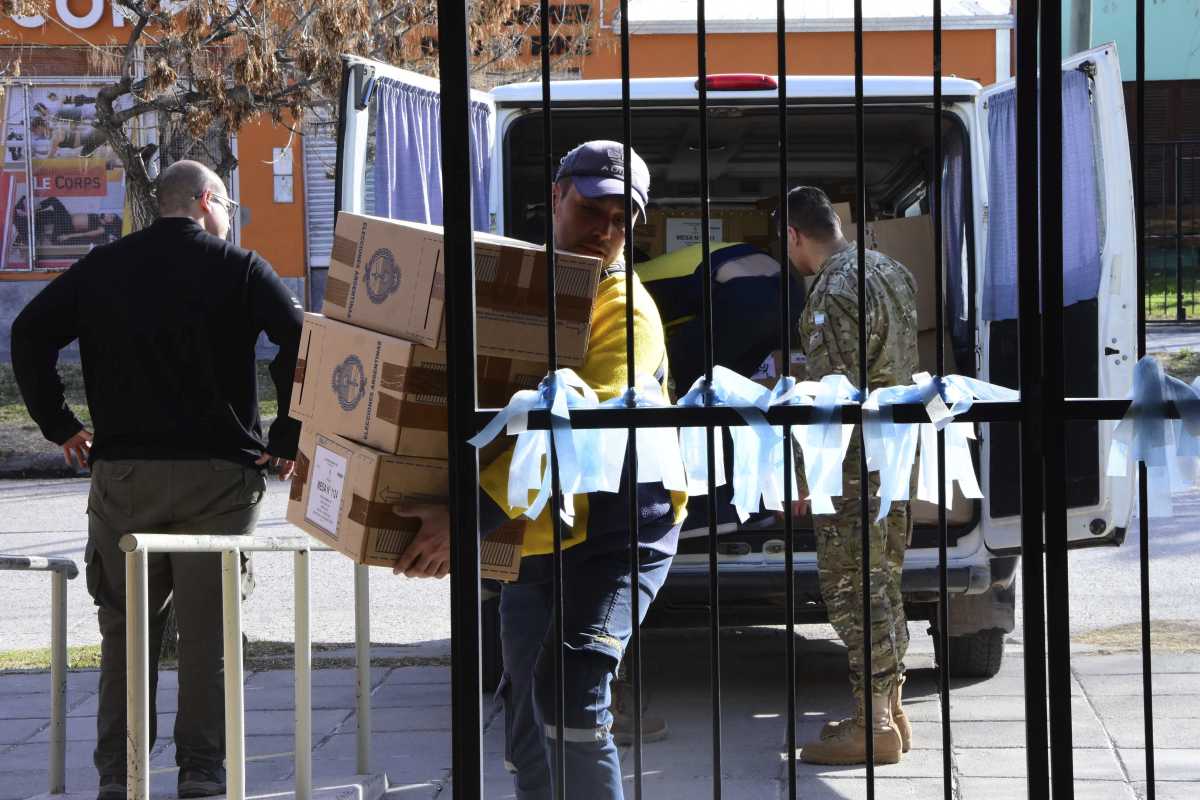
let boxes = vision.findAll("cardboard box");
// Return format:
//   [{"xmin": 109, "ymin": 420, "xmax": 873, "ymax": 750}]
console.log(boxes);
[
  {"xmin": 634, "ymin": 206, "xmax": 774, "ymax": 260},
  {"xmin": 870, "ymin": 215, "xmax": 936, "ymax": 331},
  {"xmin": 290, "ymin": 314, "xmax": 546, "ymax": 458},
  {"xmin": 287, "ymin": 430, "xmax": 522, "ymax": 580},
  {"xmin": 323, "ymin": 213, "xmax": 602, "ymax": 366}
]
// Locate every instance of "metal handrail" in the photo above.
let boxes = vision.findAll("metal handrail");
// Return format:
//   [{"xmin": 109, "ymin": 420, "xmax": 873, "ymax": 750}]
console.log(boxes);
[
  {"xmin": 0, "ymin": 554, "xmax": 79, "ymax": 795},
  {"xmin": 117, "ymin": 534, "xmax": 371, "ymax": 800}
]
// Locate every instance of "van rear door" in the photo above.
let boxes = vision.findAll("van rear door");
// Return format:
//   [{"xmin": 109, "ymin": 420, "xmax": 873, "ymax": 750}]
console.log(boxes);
[{"xmin": 975, "ymin": 43, "xmax": 1137, "ymax": 553}]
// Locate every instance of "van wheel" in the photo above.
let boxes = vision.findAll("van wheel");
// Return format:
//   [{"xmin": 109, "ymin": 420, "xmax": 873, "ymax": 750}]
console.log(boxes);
[
  {"xmin": 482, "ymin": 595, "xmax": 503, "ymax": 692},
  {"xmin": 944, "ymin": 628, "xmax": 1006, "ymax": 679}
]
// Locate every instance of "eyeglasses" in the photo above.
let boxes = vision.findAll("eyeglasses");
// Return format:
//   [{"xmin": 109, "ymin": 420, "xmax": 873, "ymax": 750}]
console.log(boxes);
[{"xmin": 194, "ymin": 190, "xmax": 239, "ymax": 214}]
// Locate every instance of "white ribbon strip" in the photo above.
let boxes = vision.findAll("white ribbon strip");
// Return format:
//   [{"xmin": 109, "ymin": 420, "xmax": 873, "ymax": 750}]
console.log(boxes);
[
  {"xmin": 773, "ymin": 375, "xmax": 860, "ymax": 516},
  {"xmin": 862, "ymin": 373, "xmax": 1018, "ymax": 522},
  {"xmin": 677, "ymin": 366, "xmax": 784, "ymax": 521},
  {"xmin": 1107, "ymin": 355, "xmax": 1200, "ymax": 520}
]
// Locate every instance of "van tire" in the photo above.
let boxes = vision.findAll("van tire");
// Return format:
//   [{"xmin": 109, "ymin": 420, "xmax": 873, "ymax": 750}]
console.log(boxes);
[
  {"xmin": 946, "ymin": 628, "xmax": 1005, "ymax": 678},
  {"xmin": 482, "ymin": 595, "xmax": 503, "ymax": 692}
]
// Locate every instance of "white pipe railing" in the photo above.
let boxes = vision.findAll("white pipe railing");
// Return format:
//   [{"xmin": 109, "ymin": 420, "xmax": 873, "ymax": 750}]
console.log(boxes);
[
  {"xmin": 118, "ymin": 534, "xmax": 373, "ymax": 800},
  {"xmin": 0, "ymin": 554, "xmax": 78, "ymax": 795}
]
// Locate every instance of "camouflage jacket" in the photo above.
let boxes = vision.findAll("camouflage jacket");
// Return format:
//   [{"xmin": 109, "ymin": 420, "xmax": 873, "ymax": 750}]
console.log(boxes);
[{"xmin": 798, "ymin": 243, "xmax": 919, "ymax": 391}]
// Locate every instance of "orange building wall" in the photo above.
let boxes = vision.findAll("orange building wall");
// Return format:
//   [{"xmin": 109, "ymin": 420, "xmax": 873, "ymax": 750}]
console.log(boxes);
[{"xmin": 581, "ymin": 28, "xmax": 999, "ymax": 85}]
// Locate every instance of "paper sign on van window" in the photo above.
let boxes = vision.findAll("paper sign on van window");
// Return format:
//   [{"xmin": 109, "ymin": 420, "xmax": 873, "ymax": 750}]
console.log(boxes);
[
  {"xmin": 665, "ymin": 218, "xmax": 723, "ymax": 253},
  {"xmin": 306, "ymin": 445, "xmax": 349, "ymax": 538}
]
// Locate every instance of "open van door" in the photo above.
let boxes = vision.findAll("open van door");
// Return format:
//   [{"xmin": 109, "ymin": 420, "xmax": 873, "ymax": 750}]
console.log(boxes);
[
  {"xmin": 975, "ymin": 43, "xmax": 1137, "ymax": 554},
  {"xmin": 334, "ymin": 55, "xmax": 494, "ymax": 226}
]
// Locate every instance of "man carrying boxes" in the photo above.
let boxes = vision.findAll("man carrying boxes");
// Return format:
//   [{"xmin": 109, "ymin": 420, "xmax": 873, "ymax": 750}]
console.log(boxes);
[{"xmin": 376, "ymin": 141, "xmax": 687, "ymax": 800}]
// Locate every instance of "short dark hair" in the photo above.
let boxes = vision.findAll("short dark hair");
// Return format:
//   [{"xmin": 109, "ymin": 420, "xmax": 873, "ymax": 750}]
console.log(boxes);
[{"xmin": 783, "ymin": 185, "xmax": 840, "ymax": 242}]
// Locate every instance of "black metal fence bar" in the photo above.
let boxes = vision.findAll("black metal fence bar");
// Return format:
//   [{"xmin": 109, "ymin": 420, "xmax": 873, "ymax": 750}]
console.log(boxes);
[
  {"xmin": 851, "ymin": 1, "xmax": 876, "ymax": 791},
  {"xmin": 773, "ymin": 4, "xmax": 797, "ymax": 797},
  {"xmin": 472, "ymin": 397, "xmax": 1167, "ymax": 433},
  {"xmin": 535, "ymin": 2, "xmax": 569, "ymax": 796},
  {"xmin": 1015, "ymin": 0, "xmax": 1052, "ymax": 795},
  {"xmin": 931, "ymin": 3, "xmax": 953, "ymax": 797},
  {"xmin": 617, "ymin": 0, "xmax": 646, "ymax": 796},
  {"xmin": 694, "ymin": 4, "xmax": 726, "ymax": 797},
  {"xmin": 1136, "ymin": 0, "xmax": 1158, "ymax": 795},
  {"xmin": 1041, "ymin": 1, "xmax": 1077, "ymax": 793},
  {"xmin": 435, "ymin": 3, "xmax": 483, "ymax": 799}
]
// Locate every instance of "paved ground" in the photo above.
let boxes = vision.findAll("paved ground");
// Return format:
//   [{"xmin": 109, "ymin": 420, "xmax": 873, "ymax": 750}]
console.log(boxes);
[
  {"xmin": 4, "ymin": 477, "xmax": 1199, "ymax": 651},
  {"xmin": 1144, "ymin": 323, "xmax": 1200, "ymax": 353},
  {"xmin": 2, "ymin": 630, "xmax": 1198, "ymax": 799}
]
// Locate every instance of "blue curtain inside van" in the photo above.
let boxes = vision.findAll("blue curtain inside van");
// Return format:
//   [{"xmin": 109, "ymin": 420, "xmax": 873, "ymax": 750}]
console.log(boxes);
[
  {"xmin": 982, "ymin": 69, "xmax": 1103, "ymax": 321},
  {"xmin": 372, "ymin": 77, "xmax": 492, "ymax": 230}
]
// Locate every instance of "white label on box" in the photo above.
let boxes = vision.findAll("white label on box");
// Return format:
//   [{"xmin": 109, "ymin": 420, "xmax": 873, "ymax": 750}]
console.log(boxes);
[
  {"xmin": 305, "ymin": 444, "xmax": 348, "ymax": 537},
  {"xmin": 665, "ymin": 218, "xmax": 723, "ymax": 253}
]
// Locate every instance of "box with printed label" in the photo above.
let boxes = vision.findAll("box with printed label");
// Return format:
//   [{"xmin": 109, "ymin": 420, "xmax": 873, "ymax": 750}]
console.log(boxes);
[
  {"xmin": 290, "ymin": 314, "xmax": 546, "ymax": 458},
  {"xmin": 286, "ymin": 430, "xmax": 522, "ymax": 580},
  {"xmin": 322, "ymin": 212, "xmax": 602, "ymax": 366}
]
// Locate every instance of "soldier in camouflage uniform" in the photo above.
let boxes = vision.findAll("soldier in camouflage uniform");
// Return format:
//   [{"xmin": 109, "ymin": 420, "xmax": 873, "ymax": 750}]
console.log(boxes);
[{"xmin": 780, "ymin": 187, "xmax": 919, "ymax": 765}]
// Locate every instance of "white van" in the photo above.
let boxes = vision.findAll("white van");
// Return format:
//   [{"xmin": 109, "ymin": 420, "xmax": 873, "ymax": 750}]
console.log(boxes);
[{"xmin": 335, "ymin": 44, "xmax": 1137, "ymax": 680}]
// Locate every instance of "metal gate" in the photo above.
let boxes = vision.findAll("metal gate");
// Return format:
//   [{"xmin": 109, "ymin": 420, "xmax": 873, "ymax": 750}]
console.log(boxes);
[
  {"xmin": 1144, "ymin": 140, "xmax": 1200, "ymax": 322},
  {"xmin": 429, "ymin": 1, "xmax": 1165, "ymax": 798}
]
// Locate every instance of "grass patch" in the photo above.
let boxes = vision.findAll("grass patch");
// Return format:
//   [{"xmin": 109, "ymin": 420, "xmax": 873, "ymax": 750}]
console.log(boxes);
[
  {"xmin": 0, "ymin": 644, "xmax": 102, "ymax": 671},
  {"xmin": 0, "ymin": 362, "xmax": 278, "ymax": 445},
  {"xmin": 0, "ymin": 641, "xmax": 449, "ymax": 673},
  {"xmin": 1073, "ymin": 620, "xmax": 1200, "ymax": 654},
  {"xmin": 1155, "ymin": 349, "xmax": 1200, "ymax": 384}
]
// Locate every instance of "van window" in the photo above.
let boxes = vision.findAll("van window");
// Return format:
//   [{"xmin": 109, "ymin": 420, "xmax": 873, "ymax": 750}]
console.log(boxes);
[{"xmin": 502, "ymin": 106, "xmax": 975, "ymax": 377}]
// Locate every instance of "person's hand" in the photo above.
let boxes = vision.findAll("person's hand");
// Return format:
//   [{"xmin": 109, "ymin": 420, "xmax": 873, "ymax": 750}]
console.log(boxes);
[
  {"xmin": 392, "ymin": 502, "xmax": 451, "ymax": 579},
  {"xmin": 61, "ymin": 429, "xmax": 92, "ymax": 469},
  {"xmin": 255, "ymin": 453, "xmax": 295, "ymax": 481},
  {"xmin": 774, "ymin": 497, "xmax": 809, "ymax": 523}
]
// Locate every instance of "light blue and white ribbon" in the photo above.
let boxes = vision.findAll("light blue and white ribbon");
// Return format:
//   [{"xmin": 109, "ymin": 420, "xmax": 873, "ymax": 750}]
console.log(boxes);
[
  {"xmin": 678, "ymin": 366, "xmax": 783, "ymax": 521},
  {"xmin": 598, "ymin": 376, "xmax": 689, "ymax": 494},
  {"xmin": 773, "ymin": 375, "xmax": 860, "ymax": 515},
  {"xmin": 468, "ymin": 369, "xmax": 688, "ymax": 525},
  {"xmin": 862, "ymin": 373, "xmax": 1018, "ymax": 521},
  {"xmin": 468, "ymin": 369, "xmax": 602, "ymax": 525},
  {"xmin": 1107, "ymin": 355, "xmax": 1200, "ymax": 520}
]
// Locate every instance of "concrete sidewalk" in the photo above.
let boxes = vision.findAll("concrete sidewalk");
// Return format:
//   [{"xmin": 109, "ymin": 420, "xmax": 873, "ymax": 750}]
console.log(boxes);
[{"xmin": 3, "ymin": 631, "xmax": 1198, "ymax": 800}]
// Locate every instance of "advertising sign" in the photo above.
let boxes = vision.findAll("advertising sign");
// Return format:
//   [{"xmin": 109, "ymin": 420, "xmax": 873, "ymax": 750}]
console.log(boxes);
[{"xmin": 0, "ymin": 83, "xmax": 127, "ymax": 270}]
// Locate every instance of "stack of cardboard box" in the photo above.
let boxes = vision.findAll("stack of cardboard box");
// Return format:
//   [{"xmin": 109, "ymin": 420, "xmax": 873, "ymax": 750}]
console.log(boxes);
[{"xmin": 285, "ymin": 212, "xmax": 604, "ymax": 579}]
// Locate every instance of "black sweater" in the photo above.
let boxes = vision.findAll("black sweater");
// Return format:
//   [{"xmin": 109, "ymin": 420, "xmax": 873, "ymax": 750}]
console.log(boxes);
[{"xmin": 11, "ymin": 217, "xmax": 303, "ymax": 465}]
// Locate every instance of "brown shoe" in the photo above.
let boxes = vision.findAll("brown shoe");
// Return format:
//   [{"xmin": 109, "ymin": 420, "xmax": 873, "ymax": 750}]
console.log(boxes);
[
  {"xmin": 610, "ymin": 677, "xmax": 669, "ymax": 746},
  {"xmin": 801, "ymin": 694, "xmax": 903, "ymax": 765}
]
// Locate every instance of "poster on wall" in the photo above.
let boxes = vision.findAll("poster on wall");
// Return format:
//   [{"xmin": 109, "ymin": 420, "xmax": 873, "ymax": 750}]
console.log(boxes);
[{"xmin": 0, "ymin": 84, "xmax": 127, "ymax": 270}]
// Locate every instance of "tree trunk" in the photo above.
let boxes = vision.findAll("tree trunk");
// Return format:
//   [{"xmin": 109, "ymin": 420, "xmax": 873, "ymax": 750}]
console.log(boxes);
[{"xmin": 126, "ymin": 171, "xmax": 158, "ymax": 232}]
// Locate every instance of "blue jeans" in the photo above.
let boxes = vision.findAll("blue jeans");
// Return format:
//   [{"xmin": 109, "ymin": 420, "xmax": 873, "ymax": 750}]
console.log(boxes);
[{"xmin": 498, "ymin": 539, "xmax": 675, "ymax": 800}]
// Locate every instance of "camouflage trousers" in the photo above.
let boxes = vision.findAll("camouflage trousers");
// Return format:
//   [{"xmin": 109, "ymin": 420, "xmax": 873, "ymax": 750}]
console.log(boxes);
[{"xmin": 814, "ymin": 462, "xmax": 910, "ymax": 699}]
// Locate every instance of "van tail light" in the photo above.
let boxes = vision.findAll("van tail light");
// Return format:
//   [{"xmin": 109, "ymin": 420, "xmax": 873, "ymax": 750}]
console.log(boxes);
[{"xmin": 696, "ymin": 74, "xmax": 779, "ymax": 91}]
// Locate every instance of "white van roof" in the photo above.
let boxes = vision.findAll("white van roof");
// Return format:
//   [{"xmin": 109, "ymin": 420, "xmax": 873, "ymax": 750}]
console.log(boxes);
[{"xmin": 490, "ymin": 75, "xmax": 983, "ymax": 105}]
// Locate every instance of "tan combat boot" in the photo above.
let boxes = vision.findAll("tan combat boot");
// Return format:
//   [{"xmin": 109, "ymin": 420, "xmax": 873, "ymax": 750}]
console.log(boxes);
[
  {"xmin": 890, "ymin": 676, "xmax": 911, "ymax": 753},
  {"xmin": 819, "ymin": 676, "xmax": 912, "ymax": 753},
  {"xmin": 800, "ymin": 693, "xmax": 903, "ymax": 765}
]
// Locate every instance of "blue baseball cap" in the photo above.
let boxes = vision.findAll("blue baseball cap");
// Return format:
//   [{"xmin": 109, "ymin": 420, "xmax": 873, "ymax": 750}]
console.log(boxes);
[{"xmin": 555, "ymin": 140, "xmax": 650, "ymax": 219}]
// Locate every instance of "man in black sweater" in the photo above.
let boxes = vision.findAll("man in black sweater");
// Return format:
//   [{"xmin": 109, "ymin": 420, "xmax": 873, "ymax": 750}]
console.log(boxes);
[{"xmin": 11, "ymin": 160, "xmax": 303, "ymax": 800}]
